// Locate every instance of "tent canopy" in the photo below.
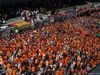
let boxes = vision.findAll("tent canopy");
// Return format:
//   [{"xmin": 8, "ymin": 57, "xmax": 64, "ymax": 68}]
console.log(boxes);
[
  {"xmin": 50, "ymin": 14, "xmax": 58, "ymax": 18},
  {"xmin": 96, "ymin": 33, "xmax": 100, "ymax": 37},
  {"xmin": 61, "ymin": 12, "xmax": 69, "ymax": 15},
  {"xmin": 83, "ymin": 31, "xmax": 89, "ymax": 35}
]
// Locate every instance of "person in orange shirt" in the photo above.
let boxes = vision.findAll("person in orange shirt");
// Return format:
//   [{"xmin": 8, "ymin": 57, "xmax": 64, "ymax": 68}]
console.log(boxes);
[
  {"xmin": 35, "ymin": 59, "xmax": 38, "ymax": 65},
  {"xmin": 82, "ymin": 69, "xmax": 86, "ymax": 75},
  {"xmin": 7, "ymin": 63, "xmax": 10, "ymax": 71},
  {"xmin": 38, "ymin": 64, "xmax": 41, "ymax": 69},
  {"xmin": 32, "ymin": 66, "xmax": 35, "ymax": 75},
  {"xmin": 55, "ymin": 70, "xmax": 60, "ymax": 75},
  {"xmin": 60, "ymin": 69, "xmax": 64, "ymax": 75},
  {"xmin": 50, "ymin": 59, "xmax": 53, "ymax": 65},
  {"xmin": 9, "ymin": 68, "xmax": 13, "ymax": 75},
  {"xmin": 5, "ymin": 73, "xmax": 8, "ymax": 75},
  {"xmin": 13, "ymin": 68, "xmax": 17, "ymax": 75}
]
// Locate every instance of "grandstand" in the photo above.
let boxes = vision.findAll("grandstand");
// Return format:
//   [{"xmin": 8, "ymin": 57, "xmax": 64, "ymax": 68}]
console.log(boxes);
[{"xmin": 0, "ymin": 0, "xmax": 100, "ymax": 75}]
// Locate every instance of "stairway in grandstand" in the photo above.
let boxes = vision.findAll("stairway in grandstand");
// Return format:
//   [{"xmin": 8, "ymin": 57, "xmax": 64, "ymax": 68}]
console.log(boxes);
[
  {"xmin": 87, "ymin": 63, "xmax": 100, "ymax": 75},
  {"xmin": 0, "ymin": 67, "xmax": 6, "ymax": 75}
]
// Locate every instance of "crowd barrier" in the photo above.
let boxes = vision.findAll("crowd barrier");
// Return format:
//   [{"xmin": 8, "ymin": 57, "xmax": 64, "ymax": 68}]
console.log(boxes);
[{"xmin": 0, "ymin": 6, "xmax": 100, "ymax": 39}]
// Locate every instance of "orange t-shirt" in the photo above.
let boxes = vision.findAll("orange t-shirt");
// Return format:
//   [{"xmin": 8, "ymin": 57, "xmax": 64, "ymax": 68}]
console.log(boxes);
[
  {"xmin": 50, "ymin": 59, "xmax": 53, "ymax": 64},
  {"xmin": 60, "ymin": 70, "xmax": 64, "ymax": 75},
  {"xmin": 6, "ymin": 73, "xmax": 8, "ymax": 75},
  {"xmin": 82, "ymin": 69, "xmax": 86, "ymax": 74},
  {"xmin": 38, "ymin": 65, "xmax": 41, "ymax": 68},
  {"xmin": 56, "ymin": 70, "xmax": 60, "ymax": 75},
  {"xmin": 19, "ymin": 68, "xmax": 22, "ymax": 72},
  {"xmin": 9, "ymin": 68, "xmax": 13, "ymax": 74},
  {"xmin": 13, "ymin": 69, "xmax": 17, "ymax": 75},
  {"xmin": 7, "ymin": 63, "xmax": 10, "ymax": 69},
  {"xmin": 32, "ymin": 66, "xmax": 35, "ymax": 72},
  {"xmin": 77, "ymin": 61, "xmax": 80, "ymax": 66},
  {"xmin": 35, "ymin": 59, "xmax": 38, "ymax": 64},
  {"xmin": 40, "ymin": 60, "xmax": 43, "ymax": 65}
]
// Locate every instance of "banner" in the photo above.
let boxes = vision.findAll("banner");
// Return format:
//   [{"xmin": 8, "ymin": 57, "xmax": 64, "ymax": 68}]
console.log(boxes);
[{"xmin": 10, "ymin": 21, "xmax": 31, "ymax": 31}]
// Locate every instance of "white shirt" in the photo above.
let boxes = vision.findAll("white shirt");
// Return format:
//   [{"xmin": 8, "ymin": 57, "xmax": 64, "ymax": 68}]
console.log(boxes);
[
  {"xmin": 37, "ymin": 71, "xmax": 41, "ymax": 75},
  {"xmin": 60, "ymin": 63, "xmax": 63, "ymax": 66}
]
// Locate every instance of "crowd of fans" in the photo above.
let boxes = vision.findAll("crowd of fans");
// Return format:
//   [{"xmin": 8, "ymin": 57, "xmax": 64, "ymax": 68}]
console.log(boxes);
[
  {"xmin": 0, "ymin": 7, "xmax": 47, "ymax": 25},
  {"xmin": 0, "ymin": 7, "xmax": 43, "ymax": 24},
  {"xmin": 0, "ymin": 8, "xmax": 22, "ymax": 24},
  {"xmin": 21, "ymin": 9, "xmax": 40, "ymax": 22},
  {"xmin": 0, "ymin": 8, "xmax": 100, "ymax": 75},
  {"xmin": 0, "ymin": 13, "xmax": 7, "ymax": 24}
]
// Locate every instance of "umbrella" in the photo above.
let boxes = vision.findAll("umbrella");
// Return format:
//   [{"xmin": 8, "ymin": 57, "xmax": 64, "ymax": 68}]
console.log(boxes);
[
  {"xmin": 83, "ymin": 31, "xmax": 89, "ymax": 35},
  {"xmin": 96, "ymin": 33, "xmax": 100, "ymax": 37}
]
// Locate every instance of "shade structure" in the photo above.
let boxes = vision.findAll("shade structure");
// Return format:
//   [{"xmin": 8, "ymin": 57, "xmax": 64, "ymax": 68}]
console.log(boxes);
[
  {"xmin": 50, "ymin": 14, "xmax": 58, "ymax": 18},
  {"xmin": 10, "ymin": 21, "xmax": 24, "ymax": 26},
  {"xmin": 78, "ymin": 8, "xmax": 84, "ymax": 12},
  {"xmin": 96, "ymin": 33, "xmax": 100, "ymax": 37},
  {"xmin": 83, "ymin": 31, "xmax": 89, "ymax": 35},
  {"xmin": 61, "ymin": 12, "xmax": 69, "ymax": 15}
]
